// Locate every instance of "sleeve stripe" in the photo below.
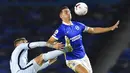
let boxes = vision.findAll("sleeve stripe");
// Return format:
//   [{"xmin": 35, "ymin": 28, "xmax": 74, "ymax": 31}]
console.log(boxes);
[
  {"xmin": 27, "ymin": 43, "xmax": 32, "ymax": 49},
  {"xmin": 52, "ymin": 35, "xmax": 58, "ymax": 40},
  {"xmin": 83, "ymin": 26, "xmax": 90, "ymax": 32}
]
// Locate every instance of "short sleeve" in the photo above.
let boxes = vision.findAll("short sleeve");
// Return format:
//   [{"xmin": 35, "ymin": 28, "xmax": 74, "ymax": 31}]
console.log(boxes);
[
  {"xmin": 52, "ymin": 26, "xmax": 65, "ymax": 40},
  {"xmin": 77, "ymin": 22, "xmax": 89, "ymax": 32}
]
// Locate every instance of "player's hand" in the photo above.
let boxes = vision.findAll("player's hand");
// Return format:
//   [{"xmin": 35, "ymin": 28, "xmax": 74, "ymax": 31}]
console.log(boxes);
[
  {"xmin": 110, "ymin": 20, "xmax": 120, "ymax": 31},
  {"xmin": 49, "ymin": 58, "xmax": 57, "ymax": 65},
  {"xmin": 53, "ymin": 42, "xmax": 64, "ymax": 49}
]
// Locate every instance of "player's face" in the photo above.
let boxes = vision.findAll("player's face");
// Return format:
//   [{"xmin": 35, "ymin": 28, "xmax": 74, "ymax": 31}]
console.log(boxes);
[{"xmin": 61, "ymin": 8, "xmax": 72, "ymax": 20}]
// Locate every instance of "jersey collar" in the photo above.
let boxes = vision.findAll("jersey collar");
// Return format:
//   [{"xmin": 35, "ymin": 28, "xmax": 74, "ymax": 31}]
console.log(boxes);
[{"xmin": 62, "ymin": 21, "xmax": 73, "ymax": 26}]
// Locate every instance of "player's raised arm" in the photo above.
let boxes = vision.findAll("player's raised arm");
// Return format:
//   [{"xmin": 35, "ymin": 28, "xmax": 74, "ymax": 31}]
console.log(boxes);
[{"xmin": 84, "ymin": 20, "xmax": 120, "ymax": 34}]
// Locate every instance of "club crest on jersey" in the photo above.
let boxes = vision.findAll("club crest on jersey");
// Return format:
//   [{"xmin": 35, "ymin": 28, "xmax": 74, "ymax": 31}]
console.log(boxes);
[{"xmin": 75, "ymin": 25, "xmax": 80, "ymax": 30}]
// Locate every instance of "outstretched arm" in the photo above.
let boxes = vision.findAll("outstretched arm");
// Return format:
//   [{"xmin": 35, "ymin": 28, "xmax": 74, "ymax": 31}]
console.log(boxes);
[
  {"xmin": 20, "ymin": 41, "xmax": 63, "ymax": 50},
  {"xmin": 84, "ymin": 20, "xmax": 120, "ymax": 34},
  {"xmin": 29, "ymin": 42, "xmax": 63, "ymax": 49}
]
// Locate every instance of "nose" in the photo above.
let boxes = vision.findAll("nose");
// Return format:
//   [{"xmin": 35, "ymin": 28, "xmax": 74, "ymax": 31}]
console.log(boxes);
[{"xmin": 67, "ymin": 12, "xmax": 71, "ymax": 16}]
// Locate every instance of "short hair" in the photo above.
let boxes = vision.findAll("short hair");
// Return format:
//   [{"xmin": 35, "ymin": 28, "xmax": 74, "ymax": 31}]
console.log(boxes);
[
  {"xmin": 59, "ymin": 6, "xmax": 69, "ymax": 14},
  {"xmin": 14, "ymin": 37, "xmax": 26, "ymax": 47}
]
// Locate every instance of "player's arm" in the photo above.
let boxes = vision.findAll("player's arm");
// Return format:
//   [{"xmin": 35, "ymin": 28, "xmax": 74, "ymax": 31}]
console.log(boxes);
[
  {"xmin": 47, "ymin": 36, "xmax": 57, "ymax": 44},
  {"xmin": 21, "ymin": 41, "xmax": 63, "ymax": 50},
  {"xmin": 48, "ymin": 27, "xmax": 65, "ymax": 46},
  {"xmin": 84, "ymin": 20, "xmax": 119, "ymax": 34},
  {"xmin": 29, "ymin": 42, "xmax": 63, "ymax": 49}
]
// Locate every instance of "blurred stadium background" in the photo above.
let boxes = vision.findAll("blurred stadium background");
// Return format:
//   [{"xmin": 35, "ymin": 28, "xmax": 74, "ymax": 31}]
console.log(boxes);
[{"xmin": 0, "ymin": 0, "xmax": 130, "ymax": 73}]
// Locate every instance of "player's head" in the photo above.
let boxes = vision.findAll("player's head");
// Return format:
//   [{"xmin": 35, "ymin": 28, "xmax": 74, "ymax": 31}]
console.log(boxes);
[
  {"xmin": 14, "ymin": 37, "xmax": 28, "ymax": 47},
  {"xmin": 59, "ymin": 6, "xmax": 72, "ymax": 21}
]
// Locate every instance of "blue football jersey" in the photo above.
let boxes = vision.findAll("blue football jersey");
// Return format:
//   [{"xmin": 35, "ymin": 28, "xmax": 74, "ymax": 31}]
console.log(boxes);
[{"xmin": 52, "ymin": 21, "xmax": 89, "ymax": 60}]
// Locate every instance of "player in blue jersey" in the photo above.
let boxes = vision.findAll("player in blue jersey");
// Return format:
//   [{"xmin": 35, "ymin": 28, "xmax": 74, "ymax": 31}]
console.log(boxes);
[{"xmin": 47, "ymin": 6, "xmax": 119, "ymax": 73}]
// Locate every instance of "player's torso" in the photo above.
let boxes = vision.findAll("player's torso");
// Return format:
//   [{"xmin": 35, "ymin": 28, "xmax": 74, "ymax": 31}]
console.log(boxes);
[
  {"xmin": 61, "ymin": 22, "xmax": 86, "ymax": 60},
  {"xmin": 63, "ymin": 23, "xmax": 83, "ymax": 47},
  {"xmin": 10, "ymin": 46, "xmax": 28, "ymax": 73}
]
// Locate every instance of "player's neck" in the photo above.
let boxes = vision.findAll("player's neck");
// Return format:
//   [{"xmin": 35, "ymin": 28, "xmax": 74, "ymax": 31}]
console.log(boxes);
[{"xmin": 62, "ymin": 20, "xmax": 72, "ymax": 25}]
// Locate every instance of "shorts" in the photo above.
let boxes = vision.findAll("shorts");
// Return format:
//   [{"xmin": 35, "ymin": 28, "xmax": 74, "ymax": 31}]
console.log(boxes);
[{"xmin": 66, "ymin": 55, "xmax": 93, "ymax": 73}]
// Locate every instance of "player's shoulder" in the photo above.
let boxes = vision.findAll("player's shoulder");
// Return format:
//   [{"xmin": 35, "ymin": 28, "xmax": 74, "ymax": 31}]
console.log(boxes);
[
  {"xmin": 11, "ymin": 43, "xmax": 27, "ymax": 55},
  {"xmin": 57, "ymin": 23, "xmax": 66, "ymax": 30},
  {"xmin": 72, "ymin": 21, "xmax": 85, "ymax": 26},
  {"xmin": 15, "ymin": 43, "xmax": 28, "ymax": 50},
  {"xmin": 72, "ymin": 21, "xmax": 78, "ymax": 24},
  {"xmin": 60, "ymin": 23, "xmax": 67, "ymax": 27}
]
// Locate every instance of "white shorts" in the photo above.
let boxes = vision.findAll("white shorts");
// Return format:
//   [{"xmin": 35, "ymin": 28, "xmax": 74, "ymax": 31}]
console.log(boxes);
[
  {"xmin": 66, "ymin": 55, "xmax": 93, "ymax": 73},
  {"xmin": 17, "ymin": 60, "xmax": 40, "ymax": 73}
]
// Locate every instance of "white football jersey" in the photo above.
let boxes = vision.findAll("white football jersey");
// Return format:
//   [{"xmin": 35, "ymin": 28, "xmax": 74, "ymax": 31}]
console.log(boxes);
[{"xmin": 10, "ymin": 43, "xmax": 31, "ymax": 73}]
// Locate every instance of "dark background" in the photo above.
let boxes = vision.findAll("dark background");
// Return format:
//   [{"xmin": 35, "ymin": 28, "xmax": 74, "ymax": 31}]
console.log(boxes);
[{"xmin": 0, "ymin": 0, "xmax": 130, "ymax": 73}]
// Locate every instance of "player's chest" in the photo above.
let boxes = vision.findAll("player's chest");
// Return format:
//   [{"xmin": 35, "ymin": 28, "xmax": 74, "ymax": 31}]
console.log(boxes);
[
  {"xmin": 65, "ymin": 25, "xmax": 82, "ymax": 37},
  {"xmin": 21, "ymin": 51, "xmax": 28, "ymax": 61}
]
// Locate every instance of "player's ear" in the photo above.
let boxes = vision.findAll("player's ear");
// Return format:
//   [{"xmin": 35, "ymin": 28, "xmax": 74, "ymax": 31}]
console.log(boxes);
[{"xmin": 59, "ymin": 13, "xmax": 62, "ymax": 19}]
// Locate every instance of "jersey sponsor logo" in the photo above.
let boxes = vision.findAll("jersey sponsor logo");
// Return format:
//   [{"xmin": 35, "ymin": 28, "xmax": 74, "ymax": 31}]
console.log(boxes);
[
  {"xmin": 75, "ymin": 25, "xmax": 80, "ymax": 30},
  {"xmin": 70, "ymin": 34, "xmax": 81, "ymax": 42}
]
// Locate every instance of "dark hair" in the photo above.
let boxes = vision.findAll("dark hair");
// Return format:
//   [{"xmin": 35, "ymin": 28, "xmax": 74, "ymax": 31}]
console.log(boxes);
[
  {"xmin": 59, "ymin": 6, "xmax": 69, "ymax": 14},
  {"xmin": 14, "ymin": 37, "xmax": 26, "ymax": 47}
]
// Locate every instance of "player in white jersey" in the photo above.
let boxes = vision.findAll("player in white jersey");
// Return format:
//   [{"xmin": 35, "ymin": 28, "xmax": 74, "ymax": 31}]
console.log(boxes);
[{"xmin": 10, "ymin": 37, "xmax": 72, "ymax": 73}]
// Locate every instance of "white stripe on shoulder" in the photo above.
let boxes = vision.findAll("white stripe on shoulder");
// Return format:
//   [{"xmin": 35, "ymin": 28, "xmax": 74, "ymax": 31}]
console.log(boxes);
[
  {"xmin": 83, "ymin": 26, "xmax": 90, "ymax": 32},
  {"xmin": 52, "ymin": 35, "xmax": 58, "ymax": 40}
]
